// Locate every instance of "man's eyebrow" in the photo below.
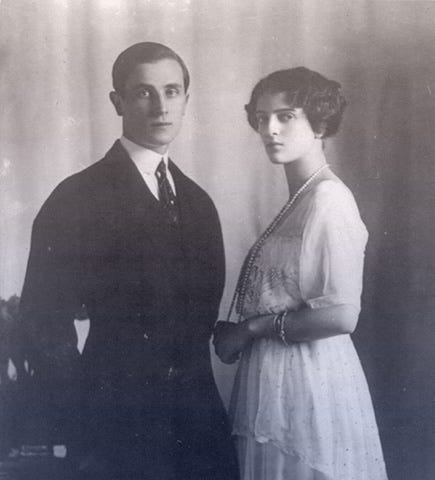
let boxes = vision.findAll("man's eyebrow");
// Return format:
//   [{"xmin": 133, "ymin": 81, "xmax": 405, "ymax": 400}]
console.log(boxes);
[
  {"xmin": 130, "ymin": 82, "xmax": 183, "ymax": 90},
  {"xmin": 165, "ymin": 82, "xmax": 183, "ymax": 89},
  {"xmin": 130, "ymin": 83, "xmax": 153, "ymax": 90}
]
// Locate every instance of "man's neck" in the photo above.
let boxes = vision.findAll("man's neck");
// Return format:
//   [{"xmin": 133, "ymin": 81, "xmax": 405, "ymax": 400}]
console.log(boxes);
[{"xmin": 121, "ymin": 134, "xmax": 169, "ymax": 155}]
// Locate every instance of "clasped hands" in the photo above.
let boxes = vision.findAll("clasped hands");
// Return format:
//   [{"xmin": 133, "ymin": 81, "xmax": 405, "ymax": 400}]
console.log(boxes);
[{"xmin": 212, "ymin": 314, "xmax": 273, "ymax": 364}]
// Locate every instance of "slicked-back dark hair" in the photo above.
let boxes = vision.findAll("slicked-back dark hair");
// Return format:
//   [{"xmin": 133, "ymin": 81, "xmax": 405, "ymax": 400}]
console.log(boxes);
[
  {"xmin": 112, "ymin": 42, "xmax": 190, "ymax": 94},
  {"xmin": 245, "ymin": 67, "xmax": 346, "ymax": 138}
]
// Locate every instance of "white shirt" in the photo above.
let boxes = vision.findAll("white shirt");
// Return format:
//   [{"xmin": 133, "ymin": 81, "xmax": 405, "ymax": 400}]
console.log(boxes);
[{"xmin": 120, "ymin": 136, "xmax": 176, "ymax": 200}]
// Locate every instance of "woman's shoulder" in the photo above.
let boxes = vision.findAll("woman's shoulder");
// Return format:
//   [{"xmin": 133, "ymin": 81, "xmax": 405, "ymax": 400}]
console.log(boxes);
[
  {"xmin": 306, "ymin": 178, "xmax": 360, "ymax": 215},
  {"xmin": 305, "ymin": 178, "xmax": 368, "ymax": 236},
  {"xmin": 310, "ymin": 177, "xmax": 355, "ymax": 203}
]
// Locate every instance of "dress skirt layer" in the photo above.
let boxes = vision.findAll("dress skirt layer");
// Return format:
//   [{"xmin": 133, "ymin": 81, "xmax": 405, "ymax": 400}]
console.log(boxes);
[{"xmin": 231, "ymin": 336, "xmax": 387, "ymax": 480}]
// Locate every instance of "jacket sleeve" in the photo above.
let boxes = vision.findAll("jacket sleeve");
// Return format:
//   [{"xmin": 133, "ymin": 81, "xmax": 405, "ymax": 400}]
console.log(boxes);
[
  {"xmin": 191, "ymin": 194, "xmax": 226, "ymax": 342},
  {"xmin": 206, "ymin": 200, "xmax": 225, "ymax": 319},
  {"xmin": 20, "ymin": 191, "xmax": 81, "ymax": 380}
]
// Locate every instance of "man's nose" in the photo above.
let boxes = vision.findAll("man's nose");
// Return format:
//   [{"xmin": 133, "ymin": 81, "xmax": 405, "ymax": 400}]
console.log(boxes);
[{"xmin": 152, "ymin": 93, "xmax": 168, "ymax": 116}]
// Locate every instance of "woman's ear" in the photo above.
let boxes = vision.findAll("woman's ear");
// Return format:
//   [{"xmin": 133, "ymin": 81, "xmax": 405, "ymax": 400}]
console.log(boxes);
[{"xmin": 314, "ymin": 122, "xmax": 326, "ymax": 139}]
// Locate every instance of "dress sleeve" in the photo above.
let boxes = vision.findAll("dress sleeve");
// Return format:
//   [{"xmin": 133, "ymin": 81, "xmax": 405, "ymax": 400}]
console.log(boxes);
[{"xmin": 299, "ymin": 181, "xmax": 368, "ymax": 312}]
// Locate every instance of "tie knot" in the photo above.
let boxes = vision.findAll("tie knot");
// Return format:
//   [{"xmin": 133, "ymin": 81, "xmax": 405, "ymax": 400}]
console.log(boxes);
[{"xmin": 155, "ymin": 159, "xmax": 167, "ymax": 179}]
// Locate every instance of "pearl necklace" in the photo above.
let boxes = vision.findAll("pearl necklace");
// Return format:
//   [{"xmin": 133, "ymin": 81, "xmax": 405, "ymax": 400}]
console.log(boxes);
[{"xmin": 226, "ymin": 163, "xmax": 330, "ymax": 322}]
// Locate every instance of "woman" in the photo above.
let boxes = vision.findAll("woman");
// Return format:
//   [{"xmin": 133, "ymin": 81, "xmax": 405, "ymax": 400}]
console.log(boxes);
[{"xmin": 214, "ymin": 67, "xmax": 388, "ymax": 480}]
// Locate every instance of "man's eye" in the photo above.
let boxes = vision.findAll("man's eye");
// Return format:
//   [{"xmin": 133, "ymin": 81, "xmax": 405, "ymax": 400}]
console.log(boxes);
[
  {"xmin": 256, "ymin": 115, "xmax": 268, "ymax": 125},
  {"xmin": 137, "ymin": 89, "xmax": 151, "ymax": 98},
  {"xmin": 166, "ymin": 87, "xmax": 180, "ymax": 97}
]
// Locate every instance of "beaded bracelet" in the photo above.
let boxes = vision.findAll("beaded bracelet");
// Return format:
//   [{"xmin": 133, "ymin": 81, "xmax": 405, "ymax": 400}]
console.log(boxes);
[
  {"xmin": 273, "ymin": 314, "xmax": 281, "ymax": 336},
  {"xmin": 277, "ymin": 312, "xmax": 290, "ymax": 346}
]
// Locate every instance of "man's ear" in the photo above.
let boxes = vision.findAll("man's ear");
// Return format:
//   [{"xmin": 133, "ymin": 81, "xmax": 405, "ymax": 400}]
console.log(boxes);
[
  {"xmin": 109, "ymin": 91, "xmax": 123, "ymax": 116},
  {"xmin": 182, "ymin": 93, "xmax": 190, "ymax": 116}
]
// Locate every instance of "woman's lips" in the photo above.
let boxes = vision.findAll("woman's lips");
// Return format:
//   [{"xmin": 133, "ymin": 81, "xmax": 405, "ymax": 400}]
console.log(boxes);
[{"xmin": 266, "ymin": 142, "xmax": 284, "ymax": 150}]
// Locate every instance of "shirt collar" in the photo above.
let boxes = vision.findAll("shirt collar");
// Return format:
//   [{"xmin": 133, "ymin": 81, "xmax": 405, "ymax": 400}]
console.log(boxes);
[{"xmin": 120, "ymin": 136, "xmax": 169, "ymax": 176}]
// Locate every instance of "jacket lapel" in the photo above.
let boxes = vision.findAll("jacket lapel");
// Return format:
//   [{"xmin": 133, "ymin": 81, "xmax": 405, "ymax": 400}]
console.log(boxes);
[
  {"xmin": 168, "ymin": 160, "xmax": 199, "ymax": 261},
  {"xmin": 104, "ymin": 141, "xmax": 174, "ymax": 254}
]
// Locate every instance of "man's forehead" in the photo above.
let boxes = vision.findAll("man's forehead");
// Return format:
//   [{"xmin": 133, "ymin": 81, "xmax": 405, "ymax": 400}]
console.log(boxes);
[{"xmin": 125, "ymin": 59, "xmax": 184, "ymax": 87}]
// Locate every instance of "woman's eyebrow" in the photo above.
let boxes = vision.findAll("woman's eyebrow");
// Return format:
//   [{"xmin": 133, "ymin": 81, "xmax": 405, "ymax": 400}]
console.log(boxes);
[{"xmin": 255, "ymin": 107, "xmax": 296, "ymax": 114}]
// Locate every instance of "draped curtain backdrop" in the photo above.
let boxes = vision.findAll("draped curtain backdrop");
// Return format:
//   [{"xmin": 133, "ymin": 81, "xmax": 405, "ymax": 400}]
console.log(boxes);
[{"xmin": 1, "ymin": 1, "xmax": 435, "ymax": 478}]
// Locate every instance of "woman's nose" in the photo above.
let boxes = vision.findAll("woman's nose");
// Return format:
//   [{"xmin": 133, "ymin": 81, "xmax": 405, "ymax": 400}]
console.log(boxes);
[{"xmin": 265, "ymin": 116, "xmax": 280, "ymax": 137}]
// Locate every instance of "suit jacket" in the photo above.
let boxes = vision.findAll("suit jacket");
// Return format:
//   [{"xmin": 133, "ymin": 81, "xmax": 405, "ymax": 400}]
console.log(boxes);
[{"xmin": 20, "ymin": 141, "xmax": 238, "ymax": 479}]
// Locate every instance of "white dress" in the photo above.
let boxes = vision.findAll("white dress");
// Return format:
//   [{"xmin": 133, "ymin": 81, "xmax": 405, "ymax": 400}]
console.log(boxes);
[{"xmin": 230, "ymin": 179, "xmax": 388, "ymax": 480}]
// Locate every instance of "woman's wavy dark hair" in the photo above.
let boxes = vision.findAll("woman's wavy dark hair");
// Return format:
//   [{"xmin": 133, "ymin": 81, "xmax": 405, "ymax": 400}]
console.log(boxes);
[{"xmin": 245, "ymin": 67, "xmax": 346, "ymax": 138}]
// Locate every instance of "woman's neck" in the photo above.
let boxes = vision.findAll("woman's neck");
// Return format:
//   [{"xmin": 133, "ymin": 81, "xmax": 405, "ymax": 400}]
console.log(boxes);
[{"xmin": 284, "ymin": 145, "xmax": 328, "ymax": 195}]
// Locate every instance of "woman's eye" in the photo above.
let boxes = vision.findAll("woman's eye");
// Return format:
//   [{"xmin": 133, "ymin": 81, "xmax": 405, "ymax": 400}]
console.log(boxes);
[
  {"xmin": 256, "ymin": 116, "xmax": 267, "ymax": 125},
  {"xmin": 278, "ymin": 113, "xmax": 293, "ymax": 122}
]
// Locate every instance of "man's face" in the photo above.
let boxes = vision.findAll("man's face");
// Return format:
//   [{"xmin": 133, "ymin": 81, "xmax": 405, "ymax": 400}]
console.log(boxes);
[{"xmin": 111, "ymin": 58, "xmax": 189, "ymax": 154}]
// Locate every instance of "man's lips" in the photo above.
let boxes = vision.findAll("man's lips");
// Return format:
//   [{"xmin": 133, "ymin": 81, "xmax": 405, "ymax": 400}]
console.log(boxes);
[{"xmin": 151, "ymin": 122, "xmax": 172, "ymax": 127}]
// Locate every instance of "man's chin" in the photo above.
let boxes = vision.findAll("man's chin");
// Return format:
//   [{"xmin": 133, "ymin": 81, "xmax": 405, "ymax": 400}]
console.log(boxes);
[
  {"xmin": 130, "ymin": 137, "xmax": 172, "ymax": 153},
  {"xmin": 147, "ymin": 133, "xmax": 178, "ymax": 148}
]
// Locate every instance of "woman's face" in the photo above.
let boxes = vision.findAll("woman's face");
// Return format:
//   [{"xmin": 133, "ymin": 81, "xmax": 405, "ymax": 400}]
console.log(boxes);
[{"xmin": 255, "ymin": 91, "xmax": 318, "ymax": 164}]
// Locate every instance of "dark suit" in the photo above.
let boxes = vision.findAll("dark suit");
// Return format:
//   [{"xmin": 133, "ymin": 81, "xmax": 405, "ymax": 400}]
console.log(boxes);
[{"xmin": 20, "ymin": 141, "xmax": 239, "ymax": 479}]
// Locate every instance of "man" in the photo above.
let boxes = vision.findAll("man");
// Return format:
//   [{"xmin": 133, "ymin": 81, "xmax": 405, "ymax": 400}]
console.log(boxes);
[{"xmin": 20, "ymin": 42, "xmax": 239, "ymax": 479}]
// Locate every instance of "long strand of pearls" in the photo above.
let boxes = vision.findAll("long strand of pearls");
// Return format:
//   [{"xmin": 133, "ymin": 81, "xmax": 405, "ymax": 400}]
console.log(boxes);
[{"xmin": 226, "ymin": 163, "xmax": 330, "ymax": 323}]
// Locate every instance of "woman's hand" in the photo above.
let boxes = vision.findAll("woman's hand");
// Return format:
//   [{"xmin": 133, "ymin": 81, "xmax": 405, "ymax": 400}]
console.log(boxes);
[
  {"xmin": 213, "ymin": 314, "xmax": 276, "ymax": 364},
  {"xmin": 244, "ymin": 314, "xmax": 275, "ymax": 338},
  {"xmin": 213, "ymin": 321, "xmax": 252, "ymax": 364}
]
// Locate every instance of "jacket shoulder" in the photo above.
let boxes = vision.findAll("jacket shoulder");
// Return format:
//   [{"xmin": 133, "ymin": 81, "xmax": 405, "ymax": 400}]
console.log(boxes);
[{"xmin": 35, "ymin": 145, "xmax": 119, "ymax": 225}]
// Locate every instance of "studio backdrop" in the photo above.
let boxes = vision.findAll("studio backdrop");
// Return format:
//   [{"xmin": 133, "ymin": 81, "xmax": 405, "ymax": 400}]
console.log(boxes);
[{"xmin": 1, "ymin": 1, "xmax": 435, "ymax": 478}]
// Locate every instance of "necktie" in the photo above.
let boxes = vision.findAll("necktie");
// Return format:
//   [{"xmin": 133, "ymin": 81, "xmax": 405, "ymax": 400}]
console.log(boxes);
[{"xmin": 155, "ymin": 160, "xmax": 179, "ymax": 225}]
